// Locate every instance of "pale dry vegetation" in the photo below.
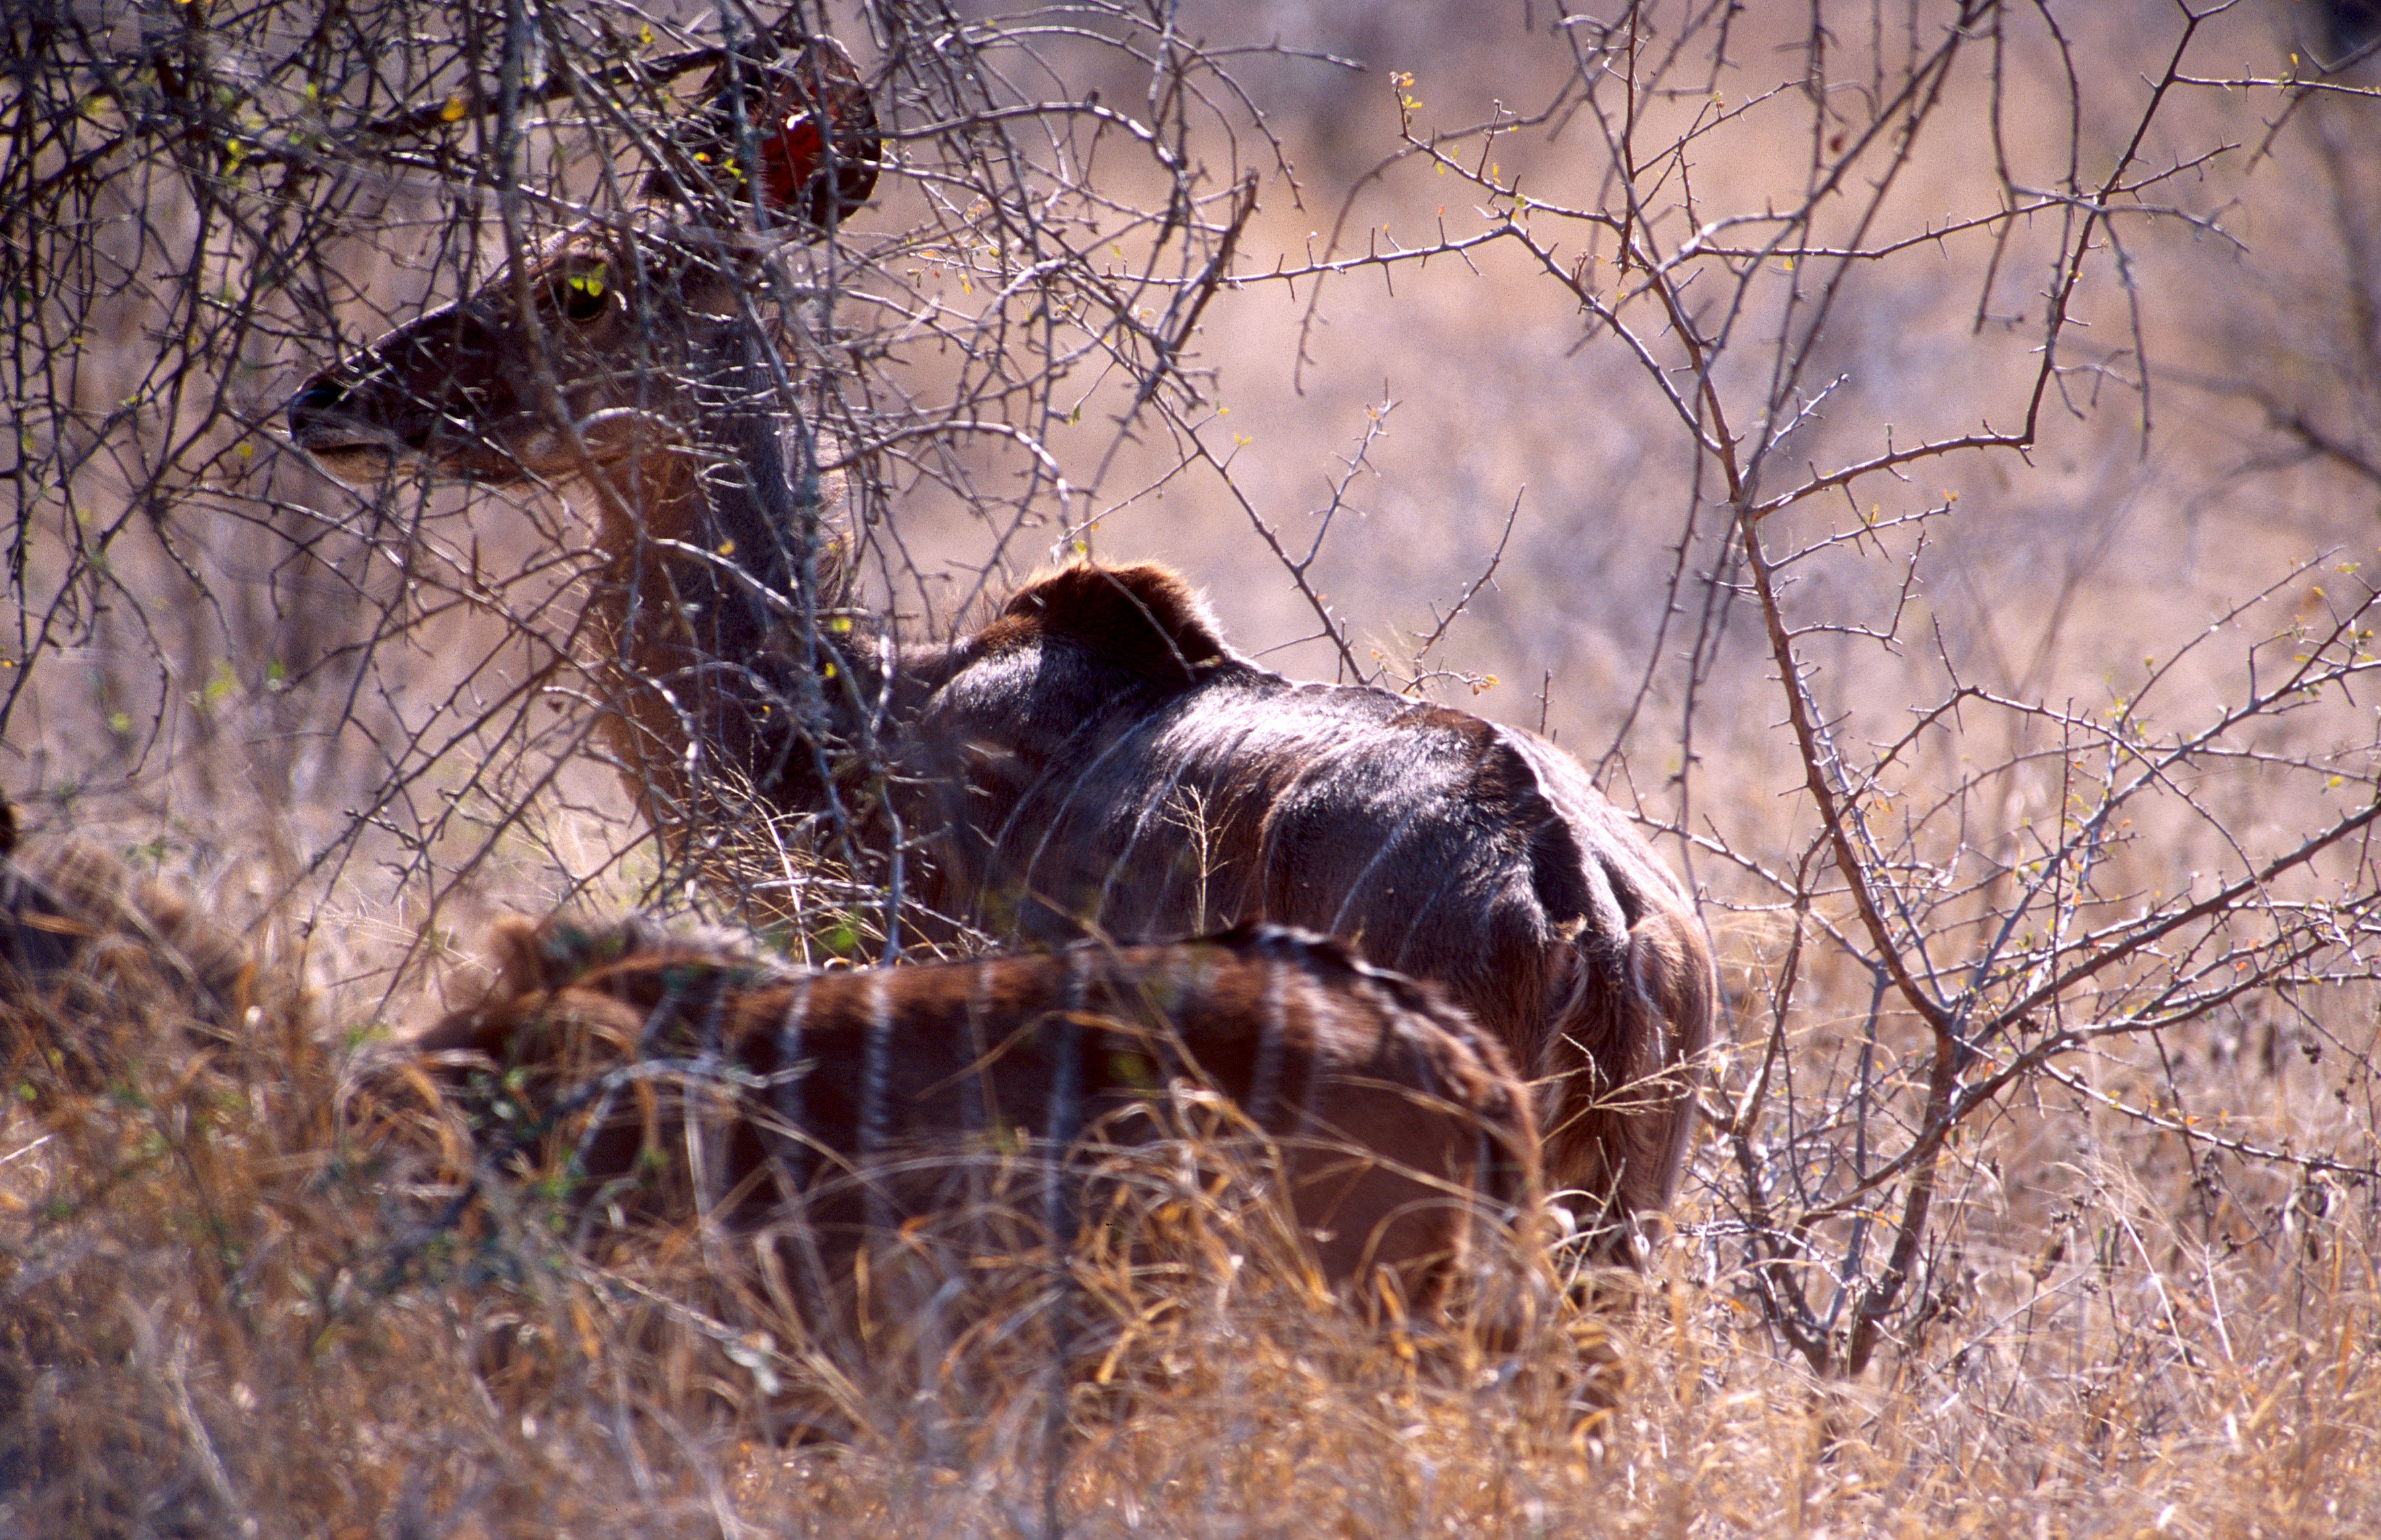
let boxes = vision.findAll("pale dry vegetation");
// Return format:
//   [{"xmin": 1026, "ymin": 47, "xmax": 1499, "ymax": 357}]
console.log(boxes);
[{"xmin": 5, "ymin": 0, "xmax": 2380, "ymax": 1535}]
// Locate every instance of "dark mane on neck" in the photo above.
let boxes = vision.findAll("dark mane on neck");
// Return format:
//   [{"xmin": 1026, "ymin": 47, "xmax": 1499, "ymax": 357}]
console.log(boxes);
[{"xmin": 975, "ymin": 563, "xmax": 1231, "ymax": 685}]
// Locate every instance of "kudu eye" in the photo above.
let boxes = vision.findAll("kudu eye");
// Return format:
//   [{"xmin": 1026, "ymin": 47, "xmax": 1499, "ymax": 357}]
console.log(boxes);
[{"xmin": 553, "ymin": 269, "xmax": 610, "ymax": 324}]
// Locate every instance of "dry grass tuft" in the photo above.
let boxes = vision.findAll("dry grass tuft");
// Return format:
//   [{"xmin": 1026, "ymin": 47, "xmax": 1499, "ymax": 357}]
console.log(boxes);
[{"xmin": 8, "ymin": 845, "xmax": 2372, "ymax": 1536}]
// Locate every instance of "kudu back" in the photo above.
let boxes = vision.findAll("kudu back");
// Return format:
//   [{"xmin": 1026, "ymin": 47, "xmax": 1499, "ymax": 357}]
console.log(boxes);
[
  {"xmin": 289, "ymin": 27, "xmax": 1714, "ymax": 1257},
  {"xmin": 897, "ymin": 564, "xmax": 1714, "ymax": 1249},
  {"xmin": 416, "ymin": 916, "xmax": 1543, "ymax": 1337}
]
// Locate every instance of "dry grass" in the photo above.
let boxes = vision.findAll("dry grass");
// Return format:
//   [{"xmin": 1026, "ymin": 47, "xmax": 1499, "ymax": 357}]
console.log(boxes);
[
  {"xmin": 2, "ymin": 872, "xmax": 1609, "ymax": 1537},
  {"xmin": 3, "ymin": 850, "xmax": 2374, "ymax": 1537}
]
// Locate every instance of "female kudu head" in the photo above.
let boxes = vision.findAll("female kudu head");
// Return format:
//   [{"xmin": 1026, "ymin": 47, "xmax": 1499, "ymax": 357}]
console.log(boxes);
[{"xmin": 288, "ymin": 26, "xmax": 881, "ymax": 851}]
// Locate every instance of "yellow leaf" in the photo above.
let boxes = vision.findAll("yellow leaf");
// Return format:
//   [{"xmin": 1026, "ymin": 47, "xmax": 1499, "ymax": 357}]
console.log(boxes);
[{"xmin": 569, "ymin": 1297, "xmax": 603, "ymax": 1360}]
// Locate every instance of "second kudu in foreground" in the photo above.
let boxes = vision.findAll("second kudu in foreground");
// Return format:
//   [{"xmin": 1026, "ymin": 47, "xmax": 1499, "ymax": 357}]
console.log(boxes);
[
  {"xmin": 289, "ymin": 27, "xmax": 1713, "ymax": 1258},
  {"xmin": 416, "ymin": 916, "xmax": 1543, "ymax": 1347}
]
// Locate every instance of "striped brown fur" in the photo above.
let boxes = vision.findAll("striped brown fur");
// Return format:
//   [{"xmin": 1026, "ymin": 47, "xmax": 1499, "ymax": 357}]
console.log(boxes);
[
  {"xmin": 897, "ymin": 563, "xmax": 1715, "ymax": 1257},
  {"xmin": 417, "ymin": 916, "xmax": 1542, "ymax": 1328}
]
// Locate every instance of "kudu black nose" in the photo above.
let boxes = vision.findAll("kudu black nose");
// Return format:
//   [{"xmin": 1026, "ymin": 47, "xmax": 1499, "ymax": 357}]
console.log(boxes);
[{"xmin": 288, "ymin": 377, "xmax": 346, "ymax": 431}]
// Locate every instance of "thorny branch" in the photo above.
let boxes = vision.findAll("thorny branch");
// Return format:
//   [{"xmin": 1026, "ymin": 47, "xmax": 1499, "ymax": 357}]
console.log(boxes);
[{"xmin": 1254, "ymin": 0, "xmax": 2381, "ymax": 1377}]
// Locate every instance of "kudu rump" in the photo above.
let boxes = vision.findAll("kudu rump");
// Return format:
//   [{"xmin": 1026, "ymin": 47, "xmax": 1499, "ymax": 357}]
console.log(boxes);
[
  {"xmin": 419, "ymin": 917, "xmax": 1541, "ymax": 1328},
  {"xmin": 289, "ymin": 26, "xmax": 1713, "ymax": 1255}
]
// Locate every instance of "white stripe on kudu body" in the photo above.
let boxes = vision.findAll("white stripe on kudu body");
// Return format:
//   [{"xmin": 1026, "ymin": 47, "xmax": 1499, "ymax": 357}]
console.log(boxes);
[
  {"xmin": 772, "ymin": 973, "xmax": 816, "ymax": 1196},
  {"xmin": 860, "ymin": 969, "xmax": 899, "ymax": 1241}
]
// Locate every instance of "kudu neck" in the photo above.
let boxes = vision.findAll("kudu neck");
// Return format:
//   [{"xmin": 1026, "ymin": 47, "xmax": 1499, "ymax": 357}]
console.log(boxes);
[
  {"xmin": 589, "ymin": 293, "xmax": 848, "ymax": 663},
  {"xmin": 547, "ymin": 267, "xmax": 887, "ymax": 855}
]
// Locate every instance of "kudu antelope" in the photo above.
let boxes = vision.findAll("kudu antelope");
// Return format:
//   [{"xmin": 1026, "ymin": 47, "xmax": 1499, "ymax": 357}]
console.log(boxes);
[
  {"xmin": 416, "ymin": 915, "xmax": 1542, "ymax": 1336},
  {"xmin": 2, "ymin": 795, "xmax": 290, "ymax": 1107},
  {"xmin": 289, "ymin": 30, "xmax": 1714, "ymax": 1259},
  {"xmin": 287, "ymin": 26, "xmax": 878, "ymax": 845}
]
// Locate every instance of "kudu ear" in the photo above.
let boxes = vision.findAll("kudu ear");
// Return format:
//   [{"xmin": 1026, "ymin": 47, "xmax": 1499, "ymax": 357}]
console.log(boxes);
[{"xmin": 647, "ymin": 26, "xmax": 881, "ymax": 236}]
